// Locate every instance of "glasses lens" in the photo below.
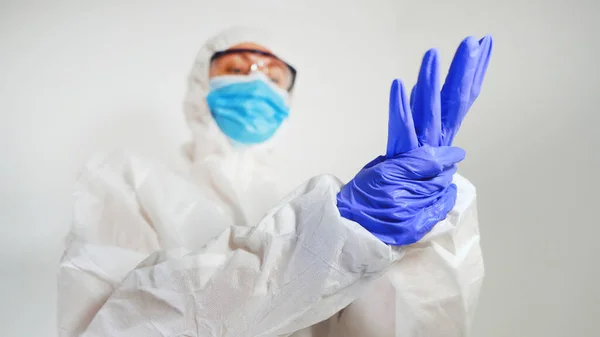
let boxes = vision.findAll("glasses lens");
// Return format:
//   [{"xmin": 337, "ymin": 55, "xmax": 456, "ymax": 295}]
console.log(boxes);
[{"xmin": 210, "ymin": 49, "xmax": 296, "ymax": 91}]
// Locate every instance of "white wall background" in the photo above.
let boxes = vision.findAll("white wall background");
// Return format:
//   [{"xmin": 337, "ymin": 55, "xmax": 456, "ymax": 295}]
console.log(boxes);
[{"xmin": 1, "ymin": 0, "xmax": 598, "ymax": 336}]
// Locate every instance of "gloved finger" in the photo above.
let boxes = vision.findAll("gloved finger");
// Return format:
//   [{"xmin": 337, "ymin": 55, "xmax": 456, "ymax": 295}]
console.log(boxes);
[
  {"xmin": 410, "ymin": 84, "xmax": 417, "ymax": 111},
  {"xmin": 471, "ymin": 35, "xmax": 493, "ymax": 98},
  {"xmin": 432, "ymin": 145, "xmax": 466, "ymax": 169},
  {"xmin": 386, "ymin": 79, "xmax": 418, "ymax": 158},
  {"xmin": 383, "ymin": 168, "xmax": 457, "ymax": 196},
  {"xmin": 369, "ymin": 184, "xmax": 458, "ymax": 245},
  {"xmin": 404, "ymin": 183, "xmax": 458, "ymax": 243},
  {"xmin": 362, "ymin": 155, "xmax": 386, "ymax": 169},
  {"xmin": 412, "ymin": 49, "xmax": 442, "ymax": 146},
  {"xmin": 368, "ymin": 192, "xmax": 443, "ymax": 223},
  {"xmin": 440, "ymin": 36, "xmax": 481, "ymax": 146},
  {"xmin": 390, "ymin": 145, "xmax": 465, "ymax": 179}
]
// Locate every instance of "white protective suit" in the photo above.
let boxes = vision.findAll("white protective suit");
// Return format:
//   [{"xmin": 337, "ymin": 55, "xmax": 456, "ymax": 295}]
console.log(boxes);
[{"xmin": 58, "ymin": 27, "xmax": 484, "ymax": 337}]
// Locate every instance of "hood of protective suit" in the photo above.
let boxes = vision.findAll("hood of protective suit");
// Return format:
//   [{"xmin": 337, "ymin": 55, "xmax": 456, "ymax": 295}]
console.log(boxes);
[
  {"xmin": 181, "ymin": 26, "xmax": 295, "ymax": 225},
  {"xmin": 182, "ymin": 26, "xmax": 293, "ymax": 167}
]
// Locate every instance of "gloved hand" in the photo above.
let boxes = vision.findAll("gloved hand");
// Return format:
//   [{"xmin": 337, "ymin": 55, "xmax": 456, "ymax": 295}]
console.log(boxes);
[{"xmin": 337, "ymin": 36, "xmax": 493, "ymax": 246}]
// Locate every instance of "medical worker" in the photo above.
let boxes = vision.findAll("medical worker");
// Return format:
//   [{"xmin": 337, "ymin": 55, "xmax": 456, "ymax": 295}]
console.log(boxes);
[{"xmin": 58, "ymin": 27, "xmax": 493, "ymax": 337}]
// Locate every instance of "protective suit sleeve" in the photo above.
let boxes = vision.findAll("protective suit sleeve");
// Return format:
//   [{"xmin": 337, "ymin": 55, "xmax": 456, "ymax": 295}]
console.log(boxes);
[
  {"xmin": 71, "ymin": 156, "xmax": 396, "ymax": 337},
  {"xmin": 58, "ymin": 151, "xmax": 236, "ymax": 337},
  {"xmin": 317, "ymin": 173, "xmax": 483, "ymax": 337}
]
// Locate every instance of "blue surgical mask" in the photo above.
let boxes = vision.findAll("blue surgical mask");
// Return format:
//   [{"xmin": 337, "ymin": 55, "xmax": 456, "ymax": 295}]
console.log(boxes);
[{"xmin": 206, "ymin": 74, "xmax": 290, "ymax": 145}]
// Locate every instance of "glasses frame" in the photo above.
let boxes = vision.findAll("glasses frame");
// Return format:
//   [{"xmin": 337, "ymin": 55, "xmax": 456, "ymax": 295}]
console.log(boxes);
[{"xmin": 210, "ymin": 48, "xmax": 297, "ymax": 91}]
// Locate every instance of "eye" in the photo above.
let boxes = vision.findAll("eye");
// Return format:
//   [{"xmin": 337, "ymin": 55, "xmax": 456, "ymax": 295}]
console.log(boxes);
[
  {"xmin": 228, "ymin": 67, "xmax": 243, "ymax": 74},
  {"xmin": 270, "ymin": 77, "xmax": 280, "ymax": 84}
]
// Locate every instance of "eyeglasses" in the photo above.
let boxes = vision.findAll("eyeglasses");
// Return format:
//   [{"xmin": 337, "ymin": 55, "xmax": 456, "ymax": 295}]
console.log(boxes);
[{"xmin": 209, "ymin": 48, "xmax": 297, "ymax": 91}]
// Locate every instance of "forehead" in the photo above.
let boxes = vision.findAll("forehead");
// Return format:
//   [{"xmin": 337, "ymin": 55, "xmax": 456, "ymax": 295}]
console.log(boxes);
[{"xmin": 226, "ymin": 42, "xmax": 272, "ymax": 53}]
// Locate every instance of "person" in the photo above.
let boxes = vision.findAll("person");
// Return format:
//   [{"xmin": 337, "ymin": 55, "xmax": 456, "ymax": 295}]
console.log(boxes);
[{"xmin": 57, "ymin": 26, "xmax": 493, "ymax": 337}]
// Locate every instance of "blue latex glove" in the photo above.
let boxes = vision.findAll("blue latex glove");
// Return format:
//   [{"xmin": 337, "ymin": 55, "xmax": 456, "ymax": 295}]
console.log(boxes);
[
  {"xmin": 337, "ymin": 36, "xmax": 493, "ymax": 246},
  {"xmin": 411, "ymin": 36, "xmax": 494, "ymax": 146}
]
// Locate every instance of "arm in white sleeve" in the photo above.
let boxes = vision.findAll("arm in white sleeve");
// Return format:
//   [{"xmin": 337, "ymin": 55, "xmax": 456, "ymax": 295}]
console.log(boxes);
[
  {"xmin": 321, "ymin": 174, "xmax": 483, "ymax": 337},
  {"xmin": 58, "ymin": 152, "xmax": 237, "ymax": 337},
  {"xmin": 79, "ymin": 171, "xmax": 397, "ymax": 337}
]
